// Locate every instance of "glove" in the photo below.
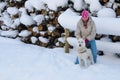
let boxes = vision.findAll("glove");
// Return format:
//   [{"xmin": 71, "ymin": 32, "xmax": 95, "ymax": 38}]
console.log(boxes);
[
  {"xmin": 85, "ymin": 38, "xmax": 89, "ymax": 44},
  {"xmin": 85, "ymin": 39, "xmax": 91, "ymax": 48},
  {"xmin": 86, "ymin": 43, "xmax": 91, "ymax": 48}
]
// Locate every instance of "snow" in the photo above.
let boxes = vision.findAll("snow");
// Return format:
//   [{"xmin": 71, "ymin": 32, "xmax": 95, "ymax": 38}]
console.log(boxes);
[
  {"xmin": 0, "ymin": 0, "xmax": 120, "ymax": 80},
  {"xmin": 54, "ymin": 0, "xmax": 68, "ymax": 8},
  {"xmin": 0, "ymin": 30, "xmax": 18, "ymax": 38},
  {"xmin": 106, "ymin": 2, "xmax": 113, "ymax": 8},
  {"xmin": 113, "ymin": 3, "xmax": 118, "ymax": 10},
  {"xmin": 109, "ymin": 0, "xmax": 115, "ymax": 3},
  {"xmin": 89, "ymin": 0, "xmax": 102, "ymax": 12},
  {"xmin": 45, "ymin": 15, "xmax": 49, "ymax": 20},
  {"xmin": 30, "ymin": 0, "xmax": 45, "ymax": 10},
  {"xmin": 1, "ymin": 25, "xmax": 9, "ymax": 30},
  {"xmin": 58, "ymin": 9, "xmax": 80, "ymax": 31},
  {"xmin": 19, "ymin": 30, "xmax": 31, "ymax": 37},
  {"xmin": 39, "ymin": 37, "xmax": 49, "ymax": 43},
  {"xmin": 0, "ymin": 36, "xmax": 120, "ymax": 80},
  {"xmin": 19, "ymin": 8, "xmax": 35, "ymax": 26},
  {"xmin": 58, "ymin": 9, "xmax": 120, "ymax": 36},
  {"xmin": 32, "ymin": 27, "xmax": 39, "ymax": 33},
  {"xmin": 25, "ymin": 0, "xmax": 68, "ymax": 11},
  {"xmin": 73, "ymin": 0, "xmax": 83, "ymax": 11},
  {"xmin": 13, "ymin": 18, "xmax": 20, "ymax": 27},
  {"xmin": 7, "ymin": 7, "xmax": 19, "ymax": 16},
  {"xmin": 43, "ymin": 0, "xmax": 68, "ymax": 11},
  {"xmin": 0, "ymin": 2, "xmax": 7, "ymax": 14},
  {"xmin": 33, "ymin": 15, "xmax": 44, "ymax": 25},
  {"xmin": 0, "ymin": 11, "xmax": 13, "ymax": 27},
  {"xmin": 93, "ymin": 18, "xmax": 120, "ymax": 35},
  {"xmin": 100, "ymin": 36, "xmax": 112, "ymax": 42},
  {"xmin": 25, "ymin": 0, "xmax": 45, "ymax": 11},
  {"xmin": 84, "ymin": 0, "xmax": 92, "ymax": 4},
  {"xmin": 48, "ymin": 25, "xmax": 55, "ymax": 32},
  {"xmin": 96, "ymin": 40, "xmax": 120, "ymax": 53},
  {"xmin": 67, "ymin": 37, "xmax": 78, "ymax": 48},
  {"xmin": 31, "ymin": 36, "xmax": 38, "ymax": 44},
  {"xmin": 97, "ymin": 8, "xmax": 116, "ymax": 18},
  {"xmin": 10, "ymin": 18, "xmax": 20, "ymax": 29},
  {"xmin": 24, "ymin": 1, "xmax": 34, "ymax": 12},
  {"xmin": 58, "ymin": 37, "xmax": 65, "ymax": 43},
  {"xmin": 40, "ymin": 31, "xmax": 46, "ymax": 35},
  {"xmin": 67, "ymin": 37, "xmax": 120, "ymax": 53},
  {"xmin": 55, "ymin": 42, "xmax": 59, "ymax": 46}
]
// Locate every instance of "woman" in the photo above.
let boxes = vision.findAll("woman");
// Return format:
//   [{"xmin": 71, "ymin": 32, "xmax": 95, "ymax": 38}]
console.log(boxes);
[{"xmin": 75, "ymin": 10, "xmax": 97, "ymax": 64}]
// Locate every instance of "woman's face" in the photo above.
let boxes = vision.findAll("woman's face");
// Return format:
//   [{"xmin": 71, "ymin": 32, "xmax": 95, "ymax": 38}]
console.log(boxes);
[{"xmin": 82, "ymin": 17, "xmax": 89, "ymax": 21}]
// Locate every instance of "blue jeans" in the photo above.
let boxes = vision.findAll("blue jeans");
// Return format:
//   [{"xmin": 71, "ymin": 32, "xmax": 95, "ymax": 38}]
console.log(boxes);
[{"xmin": 75, "ymin": 40, "xmax": 97, "ymax": 64}]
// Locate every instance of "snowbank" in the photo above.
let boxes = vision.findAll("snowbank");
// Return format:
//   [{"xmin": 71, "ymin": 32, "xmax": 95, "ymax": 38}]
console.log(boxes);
[{"xmin": 58, "ymin": 9, "xmax": 120, "ymax": 36}]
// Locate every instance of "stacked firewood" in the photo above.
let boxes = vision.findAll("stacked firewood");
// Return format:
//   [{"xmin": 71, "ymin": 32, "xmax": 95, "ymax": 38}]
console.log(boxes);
[
  {"xmin": 7, "ymin": 0, "xmax": 26, "ymax": 8},
  {"xmin": 0, "ymin": 1, "xmax": 65, "ymax": 48},
  {"xmin": 18, "ymin": 6, "xmax": 65, "ymax": 48}
]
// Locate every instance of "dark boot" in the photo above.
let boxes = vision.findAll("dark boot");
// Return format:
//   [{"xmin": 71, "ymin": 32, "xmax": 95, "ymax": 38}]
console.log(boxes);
[
  {"xmin": 115, "ymin": 53, "xmax": 120, "ymax": 58},
  {"xmin": 97, "ymin": 51, "xmax": 104, "ymax": 56}
]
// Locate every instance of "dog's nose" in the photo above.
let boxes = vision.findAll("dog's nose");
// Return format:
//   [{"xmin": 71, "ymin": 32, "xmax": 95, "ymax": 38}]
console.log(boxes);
[{"xmin": 79, "ymin": 44, "xmax": 81, "ymax": 46}]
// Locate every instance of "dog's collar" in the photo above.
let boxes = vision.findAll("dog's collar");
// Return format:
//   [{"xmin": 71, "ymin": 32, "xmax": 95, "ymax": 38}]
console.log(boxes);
[{"xmin": 80, "ymin": 49, "xmax": 87, "ymax": 53}]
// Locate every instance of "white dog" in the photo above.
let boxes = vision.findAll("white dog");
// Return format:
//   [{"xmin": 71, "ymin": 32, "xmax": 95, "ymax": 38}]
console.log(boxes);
[{"xmin": 77, "ymin": 38, "xmax": 94, "ymax": 68}]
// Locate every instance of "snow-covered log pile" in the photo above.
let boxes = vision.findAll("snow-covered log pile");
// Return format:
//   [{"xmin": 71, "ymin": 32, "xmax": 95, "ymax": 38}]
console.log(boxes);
[
  {"xmin": 0, "ymin": 0, "xmax": 67, "ymax": 48},
  {"xmin": 0, "ymin": 0, "xmax": 120, "ymax": 48}
]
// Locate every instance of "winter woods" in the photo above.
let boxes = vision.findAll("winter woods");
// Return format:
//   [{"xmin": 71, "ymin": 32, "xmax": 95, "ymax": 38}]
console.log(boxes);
[{"xmin": 0, "ymin": 0, "xmax": 120, "ymax": 48}]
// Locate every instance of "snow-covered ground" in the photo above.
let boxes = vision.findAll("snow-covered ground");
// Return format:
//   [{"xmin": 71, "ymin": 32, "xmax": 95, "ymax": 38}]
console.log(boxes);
[{"xmin": 0, "ymin": 36, "xmax": 120, "ymax": 80}]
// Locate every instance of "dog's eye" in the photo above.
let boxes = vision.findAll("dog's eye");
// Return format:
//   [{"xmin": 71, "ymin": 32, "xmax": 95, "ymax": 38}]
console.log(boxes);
[{"xmin": 81, "ymin": 41, "xmax": 83, "ymax": 43}]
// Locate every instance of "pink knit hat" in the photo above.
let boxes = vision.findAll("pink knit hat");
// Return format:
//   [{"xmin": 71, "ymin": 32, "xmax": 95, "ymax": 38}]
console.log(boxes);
[{"xmin": 81, "ymin": 10, "xmax": 89, "ymax": 19}]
